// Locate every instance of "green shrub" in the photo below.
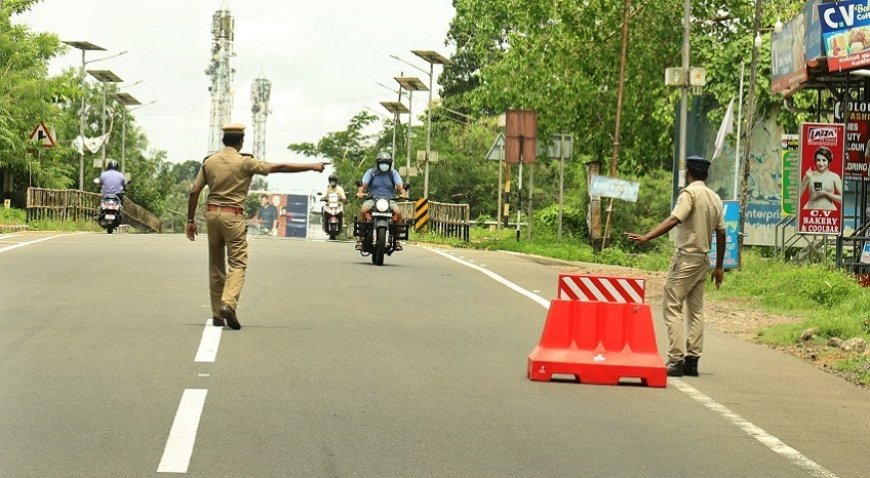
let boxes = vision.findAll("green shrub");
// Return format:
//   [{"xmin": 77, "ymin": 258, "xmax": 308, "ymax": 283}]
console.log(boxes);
[{"xmin": 0, "ymin": 208, "xmax": 26, "ymax": 225}]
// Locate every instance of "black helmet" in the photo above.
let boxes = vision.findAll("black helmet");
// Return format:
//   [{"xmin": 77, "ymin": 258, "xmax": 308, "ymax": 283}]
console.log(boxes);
[
  {"xmin": 328, "ymin": 173, "xmax": 338, "ymax": 182},
  {"xmin": 106, "ymin": 160, "xmax": 119, "ymax": 170},
  {"xmin": 375, "ymin": 151, "xmax": 393, "ymax": 167}
]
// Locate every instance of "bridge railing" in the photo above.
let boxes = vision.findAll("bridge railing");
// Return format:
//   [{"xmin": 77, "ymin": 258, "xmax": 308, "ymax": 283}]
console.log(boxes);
[
  {"xmin": 26, "ymin": 187, "xmax": 162, "ymax": 233},
  {"xmin": 429, "ymin": 201, "xmax": 470, "ymax": 241}
]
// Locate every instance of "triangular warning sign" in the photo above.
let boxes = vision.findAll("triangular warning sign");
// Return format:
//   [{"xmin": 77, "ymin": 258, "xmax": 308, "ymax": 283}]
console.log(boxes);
[
  {"xmin": 485, "ymin": 132, "xmax": 505, "ymax": 161},
  {"xmin": 29, "ymin": 121, "xmax": 56, "ymax": 148}
]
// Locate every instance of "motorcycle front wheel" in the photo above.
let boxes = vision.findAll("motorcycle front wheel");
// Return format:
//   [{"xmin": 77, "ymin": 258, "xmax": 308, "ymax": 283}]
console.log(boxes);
[{"xmin": 373, "ymin": 227, "xmax": 386, "ymax": 266}]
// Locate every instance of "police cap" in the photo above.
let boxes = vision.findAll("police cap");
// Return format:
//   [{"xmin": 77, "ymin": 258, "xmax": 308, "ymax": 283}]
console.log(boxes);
[
  {"xmin": 222, "ymin": 123, "xmax": 246, "ymax": 134},
  {"xmin": 686, "ymin": 155, "xmax": 710, "ymax": 172}
]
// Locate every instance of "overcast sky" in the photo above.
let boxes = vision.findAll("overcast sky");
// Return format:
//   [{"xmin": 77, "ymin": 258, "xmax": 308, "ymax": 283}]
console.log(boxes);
[{"xmin": 18, "ymin": 0, "xmax": 456, "ymax": 192}]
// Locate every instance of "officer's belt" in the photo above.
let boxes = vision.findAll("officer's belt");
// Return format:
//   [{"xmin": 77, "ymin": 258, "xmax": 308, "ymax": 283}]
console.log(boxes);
[
  {"xmin": 207, "ymin": 204, "xmax": 245, "ymax": 215},
  {"xmin": 675, "ymin": 248, "xmax": 708, "ymax": 257}
]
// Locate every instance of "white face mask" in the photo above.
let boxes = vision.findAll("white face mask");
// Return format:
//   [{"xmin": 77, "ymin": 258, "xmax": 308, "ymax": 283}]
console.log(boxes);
[
  {"xmin": 378, "ymin": 163, "xmax": 390, "ymax": 172},
  {"xmin": 329, "ymin": 181, "xmax": 336, "ymax": 187}
]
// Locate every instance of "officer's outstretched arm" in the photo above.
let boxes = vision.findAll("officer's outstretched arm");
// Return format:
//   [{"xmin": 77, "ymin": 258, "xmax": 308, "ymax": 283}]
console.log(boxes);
[{"xmin": 270, "ymin": 162, "xmax": 330, "ymax": 173}]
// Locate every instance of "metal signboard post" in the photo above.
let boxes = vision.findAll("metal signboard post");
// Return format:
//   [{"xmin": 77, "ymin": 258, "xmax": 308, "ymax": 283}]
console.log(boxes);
[{"xmin": 505, "ymin": 110, "xmax": 537, "ymax": 241}]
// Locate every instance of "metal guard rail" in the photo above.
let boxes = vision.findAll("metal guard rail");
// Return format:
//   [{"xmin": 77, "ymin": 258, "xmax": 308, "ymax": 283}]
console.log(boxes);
[
  {"xmin": 26, "ymin": 187, "xmax": 162, "ymax": 233},
  {"xmin": 429, "ymin": 200, "xmax": 470, "ymax": 241}
]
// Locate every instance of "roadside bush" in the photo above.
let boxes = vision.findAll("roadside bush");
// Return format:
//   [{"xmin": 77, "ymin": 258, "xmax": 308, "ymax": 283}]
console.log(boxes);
[{"xmin": 0, "ymin": 207, "xmax": 26, "ymax": 225}]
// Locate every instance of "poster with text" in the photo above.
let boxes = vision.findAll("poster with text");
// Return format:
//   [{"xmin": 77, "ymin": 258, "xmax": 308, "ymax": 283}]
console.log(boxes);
[
  {"xmin": 781, "ymin": 134, "xmax": 800, "ymax": 215},
  {"xmin": 798, "ymin": 123, "xmax": 845, "ymax": 235}
]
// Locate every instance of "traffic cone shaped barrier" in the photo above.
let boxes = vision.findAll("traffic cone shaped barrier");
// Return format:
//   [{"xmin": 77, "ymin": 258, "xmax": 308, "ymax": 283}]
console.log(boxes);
[{"xmin": 527, "ymin": 275, "xmax": 667, "ymax": 388}]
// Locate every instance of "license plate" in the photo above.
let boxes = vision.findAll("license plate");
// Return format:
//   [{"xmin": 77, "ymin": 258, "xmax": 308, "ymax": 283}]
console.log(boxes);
[{"xmin": 105, "ymin": 214, "xmax": 115, "ymax": 220}]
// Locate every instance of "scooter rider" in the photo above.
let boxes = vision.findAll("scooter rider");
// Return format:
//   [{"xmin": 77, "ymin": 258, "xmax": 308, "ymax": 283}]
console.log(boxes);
[
  {"xmin": 99, "ymin": 160, "xmax": 127, "ymax": 203},
  {"xmin": 356, "ymin": 151, "xmax": 407, "ymax": 220},
  {"xmin": 322, "ymin": 173, "xmax": 347, "ymax": 204}
]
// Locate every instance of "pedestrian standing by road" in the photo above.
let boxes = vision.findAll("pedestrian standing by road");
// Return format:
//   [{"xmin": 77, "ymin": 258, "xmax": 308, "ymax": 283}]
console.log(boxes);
[
  {"xmin": 186, "ymin": 124, "xmax": 329, "ymax": 330},
  {"xmin": 624, "ymin": 155, "xmax": 725, "ymax": 377}
]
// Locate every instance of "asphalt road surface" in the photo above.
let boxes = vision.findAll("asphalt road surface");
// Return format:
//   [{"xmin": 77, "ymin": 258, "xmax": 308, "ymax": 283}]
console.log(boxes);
[{"xmin": 1, "ymin": 231, "xmax": 868, "ymax": 477}]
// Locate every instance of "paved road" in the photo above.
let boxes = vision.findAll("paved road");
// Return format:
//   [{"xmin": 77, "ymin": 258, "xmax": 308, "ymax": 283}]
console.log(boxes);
[{"xmin": 1, "ymin": 232, "xmax": 868, "ymax": 477}]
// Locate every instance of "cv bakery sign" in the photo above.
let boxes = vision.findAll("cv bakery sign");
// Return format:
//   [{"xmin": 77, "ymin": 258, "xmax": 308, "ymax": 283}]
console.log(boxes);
[{"xmin": 820, "ymin": 0, "xmax": 870, "ymax": 70}]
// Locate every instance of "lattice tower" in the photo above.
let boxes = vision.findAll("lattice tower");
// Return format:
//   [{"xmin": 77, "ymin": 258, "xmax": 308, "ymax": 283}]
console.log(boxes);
[
  {"xmin": 251, "ymin": 75, "xmax": 271, "ymax": 160},
  {"xmin": 206, "ymin": 4, "xmax": 235, "ymax": 153}
]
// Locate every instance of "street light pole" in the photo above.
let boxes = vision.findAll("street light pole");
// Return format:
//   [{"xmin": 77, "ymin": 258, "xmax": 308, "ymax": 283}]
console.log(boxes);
[
  {"xmin": 410, "ymin": 50, "xmax": 451, "ymax": 199},
  {"xmin": 62, "ymin": 41, "xmax": 107, "ymax": 190}
]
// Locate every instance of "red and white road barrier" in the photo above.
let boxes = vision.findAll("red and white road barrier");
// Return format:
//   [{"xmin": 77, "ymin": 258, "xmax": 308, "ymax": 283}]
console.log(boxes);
[{"xmin": 557, "ymin": 274, "xmax": 645, "ymax": 304}]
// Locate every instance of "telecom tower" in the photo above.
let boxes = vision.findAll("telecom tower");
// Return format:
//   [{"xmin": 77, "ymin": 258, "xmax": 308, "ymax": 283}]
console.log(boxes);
[
  {"xmin": 206, "ymin": 3, "xmax": 235, "ymax": 153},
  {"xmin": 251, "ymin": 74, "xmax": 271, "ymax": 160}
]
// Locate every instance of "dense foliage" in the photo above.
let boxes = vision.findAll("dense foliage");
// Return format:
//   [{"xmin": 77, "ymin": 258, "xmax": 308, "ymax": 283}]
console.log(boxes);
[{"xmin": 0, "ymin": 3, "xmax": 180, "ymax": 217}]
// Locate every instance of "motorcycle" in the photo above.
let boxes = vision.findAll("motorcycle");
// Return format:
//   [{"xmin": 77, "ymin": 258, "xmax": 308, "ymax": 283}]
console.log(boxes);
[
  {"xmin": 98, "ymin": 194, "xmax": 123, "ymax": 234},
  {"xmin": 353, "ymin": 195, "xmax": 409, "ymax": 266},
  {"xmin": 320, "ymin": 191, "xmax": 344, "ymax": 240}
]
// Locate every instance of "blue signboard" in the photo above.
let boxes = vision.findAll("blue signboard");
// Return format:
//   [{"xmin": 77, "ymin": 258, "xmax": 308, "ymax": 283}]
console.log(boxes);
[
  {"xmin": 819, "ymin": 0, "xmax": 870, "ymax": 71},
  {"xmin": 709, "ymin": 200, "xmax": 741, "ymax": 270},
  {"xmin": 805, "ymin": 0, "xmax": 824, "ymax": 64}
]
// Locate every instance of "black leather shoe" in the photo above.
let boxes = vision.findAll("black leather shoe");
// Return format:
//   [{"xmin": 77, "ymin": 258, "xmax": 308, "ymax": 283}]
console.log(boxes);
[
  {"xmin": 212, "ymin": 317, "xmax": 225, "ymax": 327},
  {"xmin": 667, "ymin": 361, "xmax": 684, "ymax": 377},
  {"xmin": 683, "ymin": 356, "xmax": 699, "ymax": 376},
  {"xmin": 219, "ymin": 304, "xmax": 241, "ymax": 330}
]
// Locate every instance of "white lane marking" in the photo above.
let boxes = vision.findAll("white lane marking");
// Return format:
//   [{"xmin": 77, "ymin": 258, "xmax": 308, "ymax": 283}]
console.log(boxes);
[
  {"xmin": 671, "ymin": 380, "xmax": 839, "ymax": 478},
  {"xmin": 197, "ymin": 374, "xmax": 210, "ymax": 377},
  {"xmin": 157, "ymin": 389, "xmax": 208, "ymax": 474},
  {"xmin": 0, "ymin": 233, "xmax": 20, "ymax": 240},
  {"xmin": 426, "ymin": 247, "xmax": 550, "ymax": 308},
  {"xmin": 424, "ymin": 246, "xmax": 840, "ymax": 478},
  {"xmin": 194, "ymin": 319, "xmax": 222, "ymax": 362},
  {"xmin": 0, "ymin": 232, "xmax": 86, "ymax": 254}
]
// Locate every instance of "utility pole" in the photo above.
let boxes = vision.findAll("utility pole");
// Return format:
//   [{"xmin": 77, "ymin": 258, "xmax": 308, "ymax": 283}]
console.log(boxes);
[
  {"xmin": 678, "ymin": 0, "xmax": 691, "ymax": 188},
  {"xmin": 737, "ymin": 0, "xmax": 764, "ymax": 269},
  {"xmin": 610, "ymin": 0, "xmax": 631, "ymax": 177}
]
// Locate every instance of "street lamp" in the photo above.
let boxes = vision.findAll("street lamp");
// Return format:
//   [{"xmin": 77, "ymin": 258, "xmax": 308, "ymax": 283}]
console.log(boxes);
[
  {"xmin": 112, "ymin": 93, "xmax": 155, "ymax": 175},
  {"xmin": 379, "ymin": 101, "xmax": 409, "ymax": 160},
  {"xmin": 393, "ymin": 76, "xmax": 427, "ymax": 180},
  {"xmin": 62, "ymin": 41, "xmax": 106, "ymax": 190},
  {"xmin": 410, "ymin": 50, "xmax": 451, "ymax": 199},
  {"xmin": 87, "ymin": 69, "xmax": 123, "ymax": 172}
]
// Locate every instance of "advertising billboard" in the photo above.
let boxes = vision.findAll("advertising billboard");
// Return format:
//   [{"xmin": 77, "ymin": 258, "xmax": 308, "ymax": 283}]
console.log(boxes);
[
  {"xmin": 819, "ymin": 0, "xmax": 870, "ymax": 71},
  {"xmin": 798, "ymin": 123, "xmax": 845, "ymax": 235}
]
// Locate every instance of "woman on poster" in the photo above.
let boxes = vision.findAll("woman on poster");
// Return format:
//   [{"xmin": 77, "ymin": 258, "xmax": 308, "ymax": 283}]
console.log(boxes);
[{"xmin": 799, "ymin": 146, "xmax": 842, "ymax": 210}]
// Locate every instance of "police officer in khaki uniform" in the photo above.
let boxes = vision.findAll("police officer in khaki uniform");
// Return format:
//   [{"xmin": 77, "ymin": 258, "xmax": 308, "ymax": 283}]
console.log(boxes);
[
  {"xmin": 186, "ymin": 124, "xmax": 328, "ymax": 330},
  {"xmin": 625, "ymin": 155, "xmax": 725, "ymax": 377}
]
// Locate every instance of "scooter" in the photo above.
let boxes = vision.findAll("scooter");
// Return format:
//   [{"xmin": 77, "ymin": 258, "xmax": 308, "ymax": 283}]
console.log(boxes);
[
  {"xmin": 321, "ymin": 192, "xmax": 344, "ymax": 240},
  {"xmin": 98, "ymin": 194, "xmax": 123, "ymax": 234},
  {"xmin": 353, "ymin": 195, "xmax": 409, "ymax": 266}
]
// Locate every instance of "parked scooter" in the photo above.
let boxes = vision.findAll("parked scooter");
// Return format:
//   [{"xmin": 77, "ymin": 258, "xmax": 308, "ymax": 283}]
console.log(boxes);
[
  {"xmin": 98, "ymin": 194, "xmax": 123, "ymax": 234},
  {"xmin": 320, "ymin": 191, "xmax": 344, "ymax": 240}
]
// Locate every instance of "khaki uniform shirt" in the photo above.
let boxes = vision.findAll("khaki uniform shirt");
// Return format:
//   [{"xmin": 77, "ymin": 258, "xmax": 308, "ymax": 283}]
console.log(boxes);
[
  {"xmin": 670, "ymin": 180, "xmax": 725, "ymax": 255},
  {"xmin": 193, "ymin": 147, "xmax": 272, "ymax": 208}
]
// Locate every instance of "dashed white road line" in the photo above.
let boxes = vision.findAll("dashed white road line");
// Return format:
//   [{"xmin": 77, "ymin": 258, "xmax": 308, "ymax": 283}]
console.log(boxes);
[
  {"xmin": 194, "ymin": 319, "xmax": 223, "ymax": 362},
  {"xmin": 157, "ymin": 389, "xmax": 208, "ymax": 474},
  {"xmin": 424, "ymin": 246, "xmax": 840, "ymax": 478}
]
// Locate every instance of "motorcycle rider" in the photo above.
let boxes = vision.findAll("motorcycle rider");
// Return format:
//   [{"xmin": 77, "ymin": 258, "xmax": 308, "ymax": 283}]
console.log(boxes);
[
  {"xmin": 99, "ymin": 160, "xmax": 127, "ymax": 203},
  {"xmin": 356, "ymin": 151, "xmax": 407, "ymax": 219}
]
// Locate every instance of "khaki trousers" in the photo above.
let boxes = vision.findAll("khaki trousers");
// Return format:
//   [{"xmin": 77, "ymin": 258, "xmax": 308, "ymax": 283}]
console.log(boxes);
[
  {"xmin": 206, "ymin": 211, "xmax": 248, "ymax": 316},
  {"xmin": 662, "ymin": 252, "xmax": 710, "ymax": 364}
]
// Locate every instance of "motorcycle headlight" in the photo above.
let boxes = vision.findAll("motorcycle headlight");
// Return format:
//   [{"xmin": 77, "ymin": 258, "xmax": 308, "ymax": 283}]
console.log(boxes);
[{"xmin": 375, "ymin": 198, "xmax": 390, "ymax": 212}]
